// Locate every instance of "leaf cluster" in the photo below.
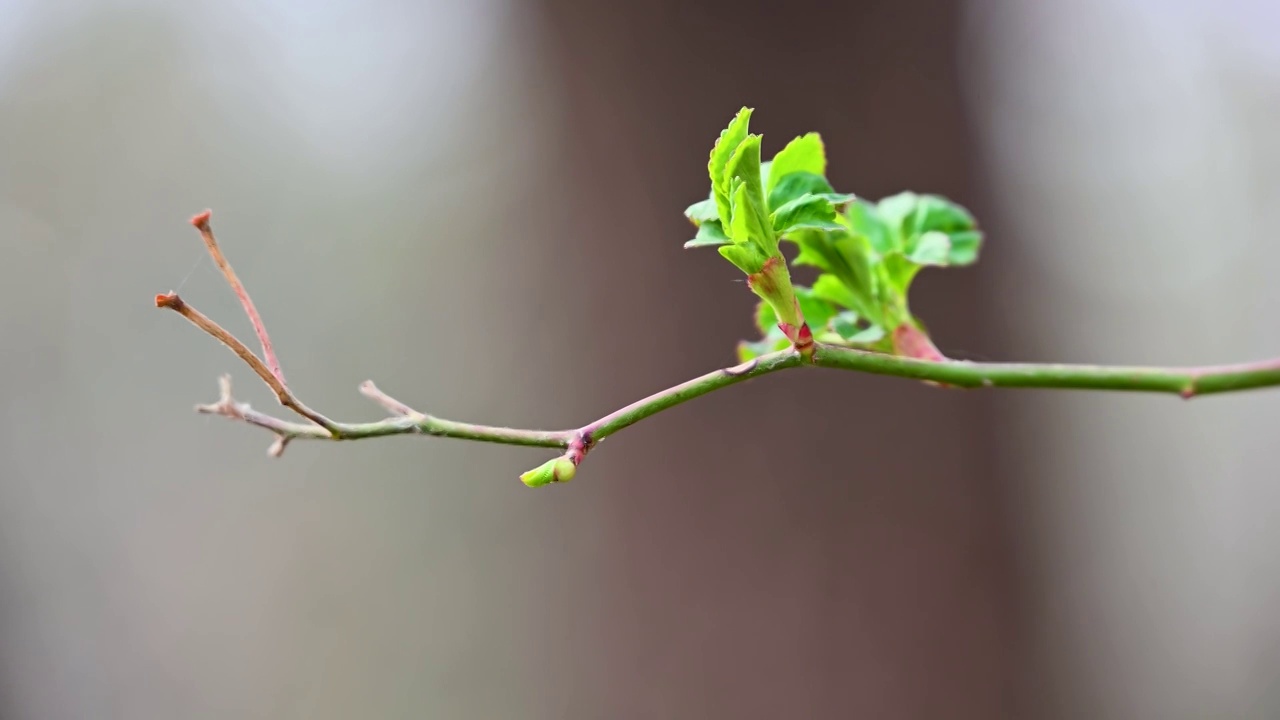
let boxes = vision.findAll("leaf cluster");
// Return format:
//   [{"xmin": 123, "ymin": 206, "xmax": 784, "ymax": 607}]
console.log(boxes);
[{"xmin": 684, "ymin": 108, "xmax": 983, "ymax": 360}]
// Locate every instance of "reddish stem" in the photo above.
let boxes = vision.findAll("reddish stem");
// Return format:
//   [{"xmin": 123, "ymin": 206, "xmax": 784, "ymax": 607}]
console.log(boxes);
[{"xmin": 189, "ymin": 210, "xmax": 287, "ymax": 386}]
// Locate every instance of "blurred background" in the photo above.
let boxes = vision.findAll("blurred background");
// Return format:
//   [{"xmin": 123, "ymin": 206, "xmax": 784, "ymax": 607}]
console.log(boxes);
[{"xmin": 2, "ymin": 0, "xmax": 1279, "ymax": 717}]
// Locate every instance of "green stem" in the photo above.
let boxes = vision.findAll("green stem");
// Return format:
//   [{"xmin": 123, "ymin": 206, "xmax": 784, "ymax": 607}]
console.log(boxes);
[
  {"xmin": 583, "ymin": 349, "xmax": 805, "ymax": 441},
  {"xmin": 190, "ymin": 342, "xmax": 1280, "ymax": 481},
  {"xmin": 811, "ymin": 344, "xmax": 1280, "ymax": 397}
]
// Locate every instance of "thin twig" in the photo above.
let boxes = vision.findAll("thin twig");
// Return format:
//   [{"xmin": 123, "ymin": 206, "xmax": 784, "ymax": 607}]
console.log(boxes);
[
  {"xmin": 189, "ymin": 210, "xmax": 286, "ymax": 385},
  {"xmin": 359, "ymin": 380, "xmax": 424, "ymax": 418},
  {"xmin": 155, "ymin": 291, "xmax": 339, "ymax": 435}
]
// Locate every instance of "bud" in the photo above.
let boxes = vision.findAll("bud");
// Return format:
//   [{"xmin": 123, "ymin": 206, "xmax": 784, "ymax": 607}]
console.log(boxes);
[{"xmin": 519, "ymin": 456, "xmax": 577, "ymax": 487}]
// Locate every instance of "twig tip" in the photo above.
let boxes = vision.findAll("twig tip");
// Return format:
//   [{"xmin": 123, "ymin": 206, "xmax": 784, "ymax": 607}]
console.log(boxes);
[
  {"xmin": 268, "ymin": 435, "xmax": 290, "ymax": 457},
  {"xmin": 155, "ymin": 292, "xmax": 182, "ymax": 309},
  {"xmin": 190, "ymin": 209, "xmax": 212, "ymax": 229}
]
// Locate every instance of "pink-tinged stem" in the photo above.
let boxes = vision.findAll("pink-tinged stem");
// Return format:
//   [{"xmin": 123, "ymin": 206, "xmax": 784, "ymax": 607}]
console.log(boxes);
[{"xmin": 189, "ymin": 210, "xmax": 287, "ymax": 386}]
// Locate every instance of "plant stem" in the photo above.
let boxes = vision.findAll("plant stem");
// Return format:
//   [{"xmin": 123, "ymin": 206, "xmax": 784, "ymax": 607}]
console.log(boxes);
[
  {"xmin": 157, "ymin": 210, "xmax": 1280, "ymax": 483},
  {"xmin": 810, "ymin": 345, "xmax": 1280, "ymax": 398},
  {"xmin": 583, "ymin": 350, "xmax": 805, "ymax": 440}
]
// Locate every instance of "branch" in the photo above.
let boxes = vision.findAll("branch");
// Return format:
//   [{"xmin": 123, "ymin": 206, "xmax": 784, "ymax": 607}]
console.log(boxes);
[
  {"xmin": 809, "ymin": 346, "xmax": 1280, "ymax": 398},
  {"xmin": 188, "ymin": 210, "xmax": 286, "ymax": 384},
  {"xmin": 156, "ymin": 211, "xmax": 1280, "ymax": 485}
]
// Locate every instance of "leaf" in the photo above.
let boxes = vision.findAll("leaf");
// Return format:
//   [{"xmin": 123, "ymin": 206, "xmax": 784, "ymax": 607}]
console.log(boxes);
[
  {"xmin": 794, "ymin": 286, "xmax": 837, "ymax": 332},
  {"xmin": 765, "ymin": 133, "xmax": 826, "ymax": 199},
  {"xmin": 683, "ymin": 220, "xmax": 731, "ymax": 248},
  {"xmin": 877, "ymin": 192, "xmax": 920, "ymax": 231},
  {"xmin": 830, "ymin": 311, "xmax": 860, "ymax": 339},
  {"xmin": 766, "ymin": 172, "xmax": 855, "ymax": 213},
  {"xmin": 908, "ymin": 231, "xmax": 952, "ymax": 266},
  {"xmin": 846, "ymin": 199, "xmax": 893, "ymax": 254},
  {"xmin": 771, "ymin": 194, "xmax": 843, "ymax": 234},
  {"xmin": 708, "ymin": 107, "xmax": 753, "ymax": 226},
  {"xmin": 684, "ymin": 197, "xmax": 720, "ymax": 225},
  {"xmin": 754, "ymin": 299, "xmax": 778, "ymax": 335},
  {"xmin": 842, "ymin": 325, "xmax": 886, "ymax": 345},
  {"xmin": 882, "ymin": 253, "xmax": 922, "ymax": 293},
  {"xmin": 718, "ymin": 242, "xmax": 767, "ymax": 275},
  {"xmin": 767, "ymin": 171, "xmax": 832, "ymax": 209},
  {"xmin": 737, "ymin": 333, "xmax": 791, "ymax": 363},
  {"xmin": 946, "ymin": 229, "xmax": 983, "ymax": 265},
  {"xmin": 724, "ymin": 135, "xmax": 773, "ymax": 252},
  {"xmin": 904, "ymin": 194, "xmax": 977, "ymax": 237},
  {"xmin": 729, "ymin": 181, "xmax": 772, "ymax": 253},
  {"xmin": 790, "ymin": 230, "xmax": 883, "ymax": 327},
  {"xmin": 811, "ymin": 274, "xmax": 861, "ymax": 310}
]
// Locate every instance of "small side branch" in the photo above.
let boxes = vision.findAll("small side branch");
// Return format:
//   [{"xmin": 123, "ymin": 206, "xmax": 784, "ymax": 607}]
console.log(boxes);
[{"xmin": 189, "ymin": 210, "xmax": 286, "ymax": 384}]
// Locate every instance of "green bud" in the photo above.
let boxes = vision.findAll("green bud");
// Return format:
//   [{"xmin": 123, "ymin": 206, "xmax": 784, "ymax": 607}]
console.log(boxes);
[
  {"xmin": 553, "ymin": 457, "xmax": 576, "ymax": 483},
  {"xmin": 519, "ymin": 456, "xmax": 577, "ymax": 487}
]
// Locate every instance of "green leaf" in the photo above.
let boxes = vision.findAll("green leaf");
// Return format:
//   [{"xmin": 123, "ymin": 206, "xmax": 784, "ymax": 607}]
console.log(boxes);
[
  {"xmin": 718, "ymin": 242, "xmax": 767, "ymax": 275},
  {"xmin": 877, "ymin": 192, "xmax": 919, "ymax": 231},
  {"xmin": 830, "ymin": 311, "xmax": 860, "ymax": 339},
  {"xmin": 946, "ymin": 230, "xmax": 983, "ymax": 265},
  {"xmin": 846, "ymin": 199, "xmax": 893, "ymax": 254},
  {"xmin": 684, "ymin": 197, "xmax": 720, "ymax": 225},
  {"xmin": 794, "ymin": 286, "xmax": 837, "ymax": 332},
  {"xmin": 811, "ymin": 273, "xmax": 861, "ymax": 311},
  {"xmin": 737, "ymin": 333, "xmax": 790, "ymax": 363},
  {"xmin": 766, "ymin": 172, "xmax": 855, "ymax": 212},
  {"xmin": 792, "ymin": 230, "xmax": 880, "ymax": 312},
  {"xmin": 881, "ymin": 254, "xmax": 920, "ymax": 296},
  {"xmin": 754, "ymin": 299, "xmax": 778, "ymax": 335},
  {"xmin": 708, "ymin": 107, "xmax": 754, "ymax": 226},
  {"xmin": 908, "ymin": 231, "xmax": 952, "ymax": 266},
  {"xmin": 771, "ymin": 194, "xmax": 843, "ymax": 234},
  {"xmin": 728, "ymin": 181, "xmax": 772, "ymax": 252},
  {"xmin": 765, "ymin": 133, "xmax": 826, "ymax": 199},
  {"xmin": 683, "ymin": 220, "xmax": 731, "ymax": 248},
  {"xmin": 904, "ymin": 194, "xmax": 977, "ymax": 237},
  {"xmin": 724, "ymin": 135, "xmax": 773, "ymax": 252}
]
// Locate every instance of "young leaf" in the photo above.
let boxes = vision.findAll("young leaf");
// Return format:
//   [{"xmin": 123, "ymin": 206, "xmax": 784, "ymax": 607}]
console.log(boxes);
[
  {"xmin": 831, "ymin": 311, "xmax": 860, "ymax": 339},
  {"xmin": 946, "ymin": 230, "xmax": 983, "ymax": 265},
  {"xmin": 767, "ymin": 172, "xmax": 854, "ymax": 212},
  {"xmin": 684, "ymin": 197, "xmax": 720, "ymax": 225},
  {"xmin": 811, "ymin": 274, "xmax": 861, "ymax": 311},
  {"xmin": 790, "ymin": 230, "xmax": 882, "ymax": 323},
  {"xmin": 765, "ymin": 133, "xmax": 826, "ymax": 198},
  {"xmin": 907, "ymin": 231, "xmax": 952, "ymax": 266},
  {"xmin": 724, "ymin": 135, "xmax": 773, "ymax": 251},
  {"xmin": 737, "ymin": 333, "xmax": 790, "ymax": 362},
  {"xmin": 683, "ymin": 220, "xmax": 731, "ymax": 248},
  {"xmin": 834, "ymin": 317, "xmax": 886, "ymax": 344},
  {"xmin": 754, "ymin": 299, "xmax": 778, "ymax": 335},
  {"xmin": 794, "ymin": 286, "xmax": 836, "ymax": 333},
  {"xmin": 708, "ymin": 108, "xmax": 754, "ymax": 226},
  {"xmin": 729, "ymin": 182, "xmax": 772, "ymax": 253},
  {"xmin": 845, "ymin": 199, "xmax": 892, "ymax": 254},
  {"xmin": 904, "ymin": 194, "xmax": 977, "ymax": 237},
  {"xmin": 876, "ymin": 191, "xmax": 919, "ymax": 252},
  {"xmin": 718, "ymin": 242, "xmax": 768, "ymax": 275},
  {"xmin": 771, "ymin": 194, "xmax": 843, "ymax": 234}
]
